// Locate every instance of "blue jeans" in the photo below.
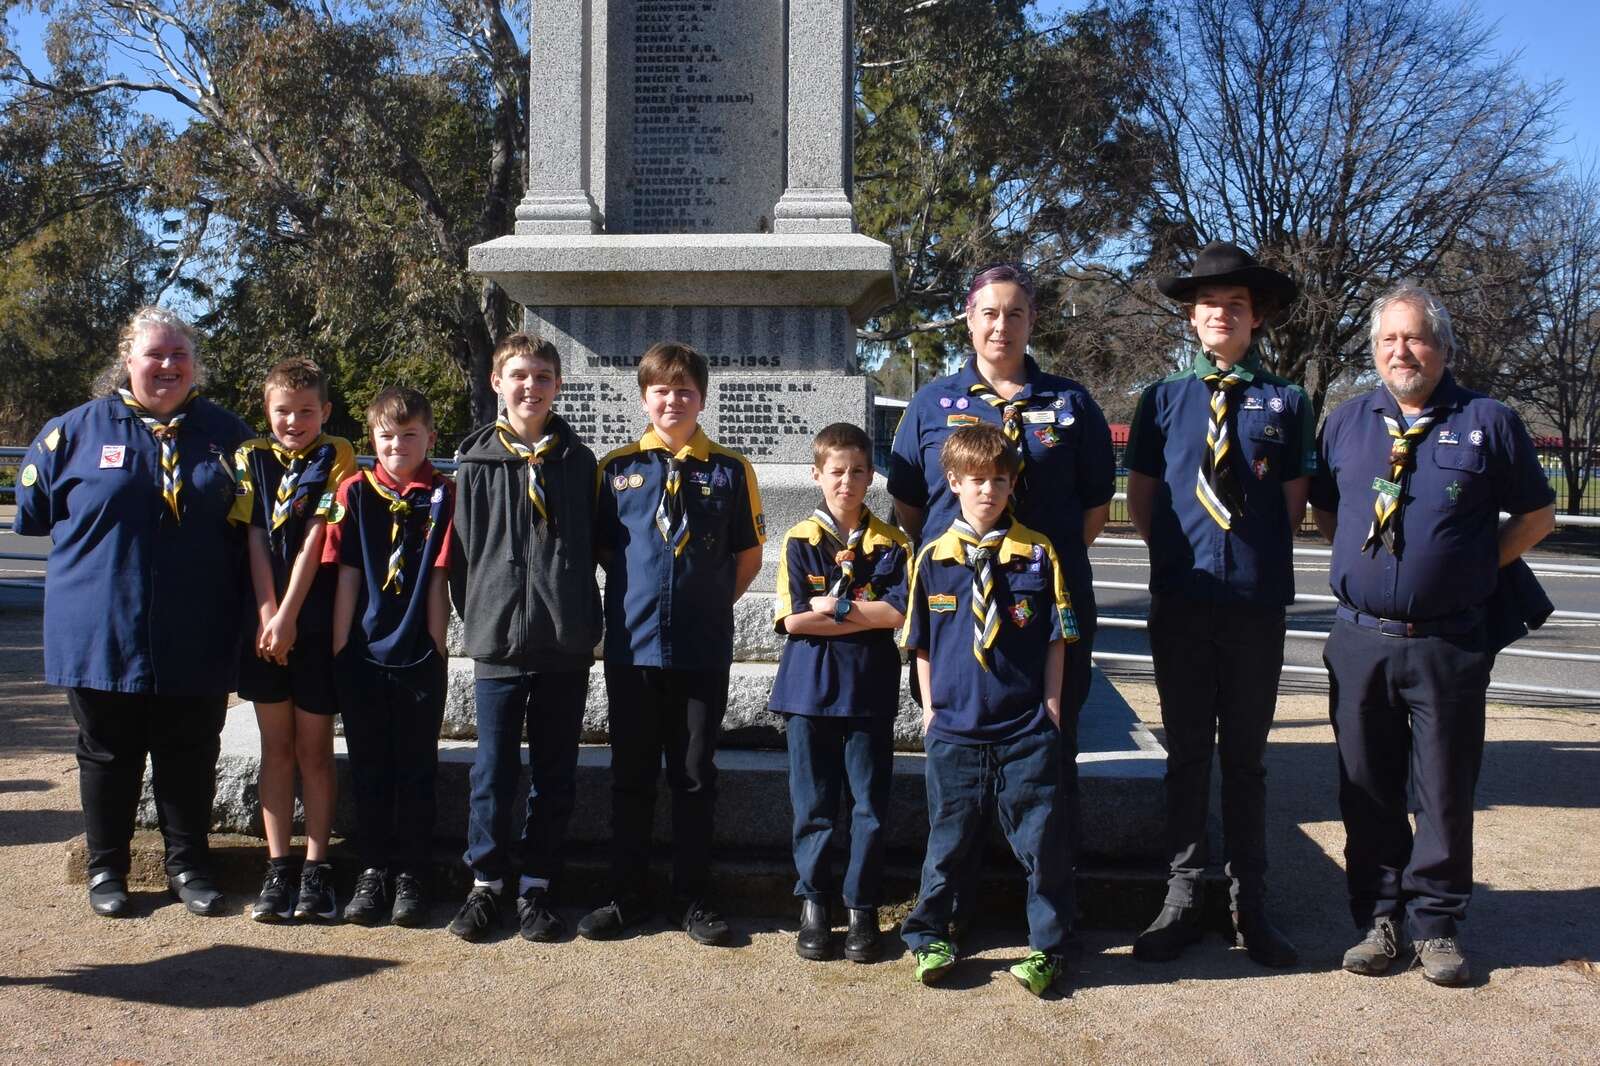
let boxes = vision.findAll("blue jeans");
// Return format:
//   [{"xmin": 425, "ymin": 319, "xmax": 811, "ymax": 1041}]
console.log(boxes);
[
  {"xmin": 901, "ymin": 726, "xmax": 1072, "ymax": 955},
  {"xmin": 464, "ymin": 670, "xmax": 589, "ymax": 885},
  {"xmin": 785, "ymin": 714, "xmax": 893, "ymax": 909}
]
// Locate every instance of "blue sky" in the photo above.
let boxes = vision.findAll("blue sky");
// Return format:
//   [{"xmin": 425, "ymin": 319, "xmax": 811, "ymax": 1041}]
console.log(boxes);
[{"xmin": 1473, "ymin": 0, "xmax": 1600, "ymax": 166}]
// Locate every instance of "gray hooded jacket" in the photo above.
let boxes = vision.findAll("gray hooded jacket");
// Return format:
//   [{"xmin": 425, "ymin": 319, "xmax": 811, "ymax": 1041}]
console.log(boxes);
[{"xmin": 449, "ymin": 411, "xmax": 602, "ymax": 675}]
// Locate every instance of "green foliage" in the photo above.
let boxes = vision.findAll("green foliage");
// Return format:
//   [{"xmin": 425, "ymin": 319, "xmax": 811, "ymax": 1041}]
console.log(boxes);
[{"xmin": 854, "ymin": 0, "xmax": 1160, "ymax": 391}]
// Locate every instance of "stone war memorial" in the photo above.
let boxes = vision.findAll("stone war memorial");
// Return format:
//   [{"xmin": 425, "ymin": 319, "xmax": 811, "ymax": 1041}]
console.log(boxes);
[{"xmin": 148, "ymin": 0, "xmax": 1165, "ymax": 914}]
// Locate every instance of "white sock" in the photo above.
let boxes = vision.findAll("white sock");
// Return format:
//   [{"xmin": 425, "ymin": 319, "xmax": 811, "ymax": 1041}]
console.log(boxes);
[
  {"xmin": 473, "ymin": 878, "xmax": 504, "ymax": 893},
  {"xmin": 519, "ymin": 876, "xmax": 549, "ymax": 896}
]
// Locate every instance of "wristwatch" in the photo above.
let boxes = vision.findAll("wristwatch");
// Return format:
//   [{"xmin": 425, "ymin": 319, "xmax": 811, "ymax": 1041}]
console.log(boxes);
[{"xmin": 833, "ymin": 598, "xmax": 853, "ymax": 623}]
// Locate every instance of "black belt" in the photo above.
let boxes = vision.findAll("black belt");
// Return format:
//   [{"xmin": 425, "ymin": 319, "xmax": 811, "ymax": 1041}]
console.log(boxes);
[{"xmin": 1336, "ymin": 604, "xmax": 1481, "ymax": 638}]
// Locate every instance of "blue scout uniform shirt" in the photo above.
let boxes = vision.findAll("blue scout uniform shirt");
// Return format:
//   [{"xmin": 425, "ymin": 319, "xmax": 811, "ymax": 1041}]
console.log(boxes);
[
  {"xmin": 323, "ymin": 461, "xmax": 455, "ymax": 668},
  {"xmin": 767, "ymin": 510, "xmax": 910, "ymax": 718},
  {"xmin": 230, "ymin": 433, "xmax": 357, "ymax": 636},
  {"xmin": 887, "ymin": 355, "xmax": 1115, "ymax": 626},
  {"xmin": 596, "ymin": 425, "xmax": 765, "ymax": 670},
  {"xmin": 1309, "ymin": 371, "xmax": 1554, "ymax": 621},
  {"xmin": 13, "ymin": 394, "xmax": 251, "ymax": 694},
  {"xmin": 1125, "ymin": 350, "xmax": 1316, "ymax": 606},
  {"xmin": 900, "ymin": 521, "xmax": 1076, "ymax": 745}
]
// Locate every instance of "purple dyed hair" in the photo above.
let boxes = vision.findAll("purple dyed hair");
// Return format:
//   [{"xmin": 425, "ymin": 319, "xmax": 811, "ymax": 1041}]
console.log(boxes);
[{"xmin": 964, "ymin": 263, "xmax": 1037, "ymax": 313}]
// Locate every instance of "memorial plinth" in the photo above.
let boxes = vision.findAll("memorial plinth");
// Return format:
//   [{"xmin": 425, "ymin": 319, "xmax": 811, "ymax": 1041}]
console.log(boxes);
[{"xmin": 468, "ymin": 234, "xmax": 895, "ymax": 323}]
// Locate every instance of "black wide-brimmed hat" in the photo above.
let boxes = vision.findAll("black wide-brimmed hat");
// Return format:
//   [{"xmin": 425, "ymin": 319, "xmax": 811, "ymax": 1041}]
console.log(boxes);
[{"xmin": 1156, "ymin": 241, "xmax": 1298, "ymax": 312}]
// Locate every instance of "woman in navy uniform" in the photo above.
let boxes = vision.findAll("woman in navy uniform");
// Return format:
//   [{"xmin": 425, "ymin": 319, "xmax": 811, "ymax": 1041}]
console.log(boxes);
[
  {"xmin": 888, "ymin": 263, "xmax": 1116, "ymax": 935},
  {"xmin": 13, "ymin": 307, "xmax": 252, "ymax": 918}
]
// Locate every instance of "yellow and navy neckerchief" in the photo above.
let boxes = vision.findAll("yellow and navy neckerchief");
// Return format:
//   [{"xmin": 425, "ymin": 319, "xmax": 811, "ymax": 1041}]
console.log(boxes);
[
  {"xmin": 926, "ymin": 522, "xmax": 1079, "ymax": 647},
  {"xmin": 1362, "ymin": 407, "xmax": 1438, "ymax": 557},
  {"xmin": 1195, "ymin": 361, "xmax": 1250, "ymax": 530},
  {"xmin": 361, "ymin": 467, "xmax": 440, "ymax": 595},
  {"xmin": 496, "ymin": 417, "xmax": 559, "ymax": 523},
  {"xmin": 119, "ymin": 385, "xmax": 198, "ymax": 522},
  {"xmin": 268, "ymin": 434, "xmax": 329, "ymax": 532},
  {"xmin": 810, "ymin": 507, "xmax": 872, "ymax": 598},
  {"xmin": 947, "ymin": 518, "xmax": 1008, "ymax": 670},
  {"xmin": 966, "ymin": 378, "xmax": 1044, "ymax": 500},
  {"xmin": 640, "ymin": 428, "xmax": 711, "ymax": 557}
]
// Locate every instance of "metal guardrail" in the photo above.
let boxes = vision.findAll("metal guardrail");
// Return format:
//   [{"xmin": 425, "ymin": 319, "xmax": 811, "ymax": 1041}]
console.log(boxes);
[{"xmin": 5, "ymin": 447, "xmax": 1599, "ymax": 700}]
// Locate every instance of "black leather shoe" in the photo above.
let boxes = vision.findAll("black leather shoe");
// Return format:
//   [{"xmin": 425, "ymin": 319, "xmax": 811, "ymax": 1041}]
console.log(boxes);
[
  {"xmin": 796, "ymin": 899, "xmax": 832, "ymax": 961},
  {"xmin": 167, "ymin": 869, "xmax": 225, "ymax": 916},
  {"xmin": 1132, "ymin": 903, "xmax": 1202, "ymax": 962},
  {"xmin": 844, "ymin": 907, "xmax": 882, "ymax": 963},
  {"xmin": 1234, "ymin": 908, "xmax": 1299, "ymax": 968},
  {"xmin": 87, "ymin": 870, "xmax": 129, "ymax": 918}
]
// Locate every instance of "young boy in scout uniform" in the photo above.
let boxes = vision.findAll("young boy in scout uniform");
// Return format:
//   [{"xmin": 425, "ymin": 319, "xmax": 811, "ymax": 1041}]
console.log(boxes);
[
  {"xmin": 232, "ymin": 357, "xmax": 357, "ymax": 922},
  {"xmin": 899, "ymin": 423, "xmax": 1078, "ymax": 998},
  {"xmin": 769, "ymin": 422, "xmax": 910, "ymax": 963},
  {"xmin": 579, "ymin": 342, "xmax": 765, "ymax": 946},
  {"xmin": 446, "ymin": 333, "xmax": 602, "ymax": 944},
  {"xmin": 325, "ymin": 386, "xmax": 455, "ymax": 928},
  {"xmin": 1125, "ymin": 241, "xmax": 1310, "ymax": 968}
]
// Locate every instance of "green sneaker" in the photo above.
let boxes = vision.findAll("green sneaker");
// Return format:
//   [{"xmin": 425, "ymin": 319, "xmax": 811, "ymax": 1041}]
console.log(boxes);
[
  {"xmin": 1009, "ymin": 951, "xmax": 1064, "ymax": 997},
  {"xmin": 912, "ymin": 939, "xmax": 957, "ymax": 985}
]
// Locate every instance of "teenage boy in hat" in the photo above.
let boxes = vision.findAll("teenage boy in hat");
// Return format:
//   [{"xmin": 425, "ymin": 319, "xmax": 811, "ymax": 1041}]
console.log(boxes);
[{"xmin": 1124, "ymin": 241, "xmax": 1312, "ymax": 968}]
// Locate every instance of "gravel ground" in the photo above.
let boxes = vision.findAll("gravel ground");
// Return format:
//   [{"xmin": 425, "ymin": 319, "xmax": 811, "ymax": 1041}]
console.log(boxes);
[{"xmin": 1, "ymin": 605, "xmax": 1597, "ymax": 1066}]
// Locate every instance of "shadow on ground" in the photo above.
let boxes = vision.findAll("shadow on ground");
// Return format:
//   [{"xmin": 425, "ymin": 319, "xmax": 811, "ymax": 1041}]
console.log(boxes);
[{"xmin": 0, "ymin": 944, "xmax": 400, "ymax": 1008}]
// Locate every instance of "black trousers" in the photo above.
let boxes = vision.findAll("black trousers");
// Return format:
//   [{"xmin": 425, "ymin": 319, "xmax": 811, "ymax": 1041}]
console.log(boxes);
[
  {"xmin": 67, "ymin": 687, "xmax": 228, "ymax": 877},
  {"xmin": 1148, "ymin": 594, "xmax": 1286, "ymax": 910},
  {"xmin": 1325, "ymin": 617, "xmax": 1489, "ymax": 940},
  {"xmin": 603, "ymin": 664, "xmax": 729, "ymax": 902},
  {"xmin": 335, "ymin": 651, "xmax": 447, "ymax": 877}
]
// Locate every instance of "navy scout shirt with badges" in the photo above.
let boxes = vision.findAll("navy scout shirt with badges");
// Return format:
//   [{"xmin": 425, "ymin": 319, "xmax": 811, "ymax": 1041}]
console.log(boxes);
[
  {"xmin": 1310, "ymin": 371, "xmax": 1553, "ymax": 622},
  {"xmin": 230, "ymin": 433, "xmax": 357, "ymax": 634},
  {"xmin": 768, "ymin": 511, "xmax": 910, "ymax": 718},
  {"xmin": 901, "ymin": 521, "xmax": 1076, "ymax": 745},
  {"xmin": 322, "ymin": 461, "xmax": 455, "ymax": 668},
  {"xmin": 887, "ymin": 355, "xmax": 1115, "ymax": 624},
  {"xmin": 1126, "ymin": 351, "xmax": 1315, "ymax": 606},
  {"xmin": 596, "ymin": 426, "xmax": 765, "ymax": 670},
  {"xmin": 13, "ymin": 395, "xmax": 251, "ymax": 694}
]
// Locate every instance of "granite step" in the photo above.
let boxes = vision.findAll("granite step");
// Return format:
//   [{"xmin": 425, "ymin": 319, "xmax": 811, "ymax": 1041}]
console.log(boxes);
[{"xmin": 142, "ymin": 669, "xmax": 1165, "ymax": 864}]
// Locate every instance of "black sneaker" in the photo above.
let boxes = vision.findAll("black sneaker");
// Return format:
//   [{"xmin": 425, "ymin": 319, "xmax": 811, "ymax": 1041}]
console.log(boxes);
[
  {"xmin": 680, "ymin": 899, "xmax": 731, "ymax": 946},
  {"xmin": 251, "ymin": 860, "xmax": 297, "ymax": 923},
  {"xmin": 343, "ymin": 868, "xmax": 389, "ymax": 926},
  {"xmin": 517, "ymin": 889, "xmax": 566, "ymax": 943},
  {"xmin": 448, "ymin": 886, "xmax": 503, "ymax": 942},
  {"xmin": 577, "ymin": 899, "xmax": 651, "ymax": 941},
  {"xmin": 390, "ymin": 872, "xmax": 428, "ymax": 927},
  {"xmin": 294, "ymin": 862, "xmax": 338, "ymax": 922}
]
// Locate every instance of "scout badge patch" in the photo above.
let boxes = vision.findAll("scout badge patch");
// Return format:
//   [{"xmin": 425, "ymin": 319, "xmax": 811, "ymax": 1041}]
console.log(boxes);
[
  {"xmin": 807, "ymin": 573, "xmax": 826, "ymax": 592},
  {"xmin": 946, "ymin": 414, "xmax": 980, "ymax": 427},
  {"xmin": 928, "ymin": 593, "xmax": 958, "ymax": 613},
  {"xmin": 1009, "ymin": 600, "xmax": 1034, "ymax": 627}
]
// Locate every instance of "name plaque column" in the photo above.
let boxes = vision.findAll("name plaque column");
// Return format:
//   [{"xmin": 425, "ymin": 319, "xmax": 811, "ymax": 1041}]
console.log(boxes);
[
  {"xmin": 772, "ymin": 0, "xmax": 856, "ymax": 233},
  {"xmin": 515, "ymin": 0, "xmax": 602, "ymax": 233}
]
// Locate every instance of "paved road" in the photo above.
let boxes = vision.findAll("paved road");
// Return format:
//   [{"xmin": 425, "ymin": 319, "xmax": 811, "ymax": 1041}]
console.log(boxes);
[
  {"xmin": 1090, "ymin": 534, "xmax": 1600, "ymax": 708},
  {"xmin": 8, "ymin": 511, "xmax": 1599, "ymax": 704}
]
